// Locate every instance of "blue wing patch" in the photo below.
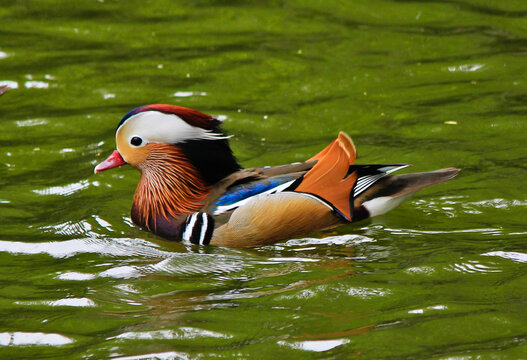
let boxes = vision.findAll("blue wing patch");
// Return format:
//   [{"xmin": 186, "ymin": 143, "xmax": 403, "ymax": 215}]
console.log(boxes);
[{"xmin": 212, "ymin": 176, "xmax": 297, "ymax": 215}]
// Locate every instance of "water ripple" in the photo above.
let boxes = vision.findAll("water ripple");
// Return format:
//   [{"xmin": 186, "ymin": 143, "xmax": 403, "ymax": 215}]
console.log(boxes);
[
  {"xmin": 278, "ymin": 339, "xmax": 349, "ymax": 352},
  {"xmin": 111, "ymin": 327, "xmax": 231, "ymax": 341},
  {"xmin": 56, "ymin": 271, "xmax": 96, "ymax": 281},
  {"xmin": 16, "ymin": 297, "xmax": 96, "ymax": 307},
  {"xmin": 0, "ymin": 237, "xmax": 171, "ymax": 259},
  {"xmin": 463, "ymin": 198, "xmax": 527, "ymax": 213},
  {"xmin": 346, "ymin": 286, "xmax": 391, "ymax": 298},
  {"xmin": 0, "ymin": 237, "xmax": 271, "ymax": 280},
  {"xmin": 33, "ymin": 179, "xmax": 95, "ymax": 196},
  {"xmin": 15, "ymin": 119, "xmax": 49, "ymax": 127},
  {"xmin": 382, "ymin": 226, "xmax": 503, "ymax": 236},
  {"xmin": 24, "ymin": 80, "xmax": 49, "ymax": 89},
  {"xmin": 447, "ymin": 63, "xmax": 485, "ymax": 72},
  {"xmin": 446, "ymin": 260, "xmax": 501, "ymax": 274},
  {"xmin": 40, "ymin": 220, "xmax": 94, "ymax": 237},
  {"xmin": 413, "ymin": 196, "xmax": 527, "ymax": 216},
  {"xmin": 138, "ymin": 255, "xmax": 253, "ymax": 277},
  {"xmin": 112, "ymin": 352, "xmax": 191, "ymax": 360},
  {"xmin": 0, "ymin": 332, "xmax": 73, "ymax": 346},
  {"xmin": 0, "ymin": 80, "xmax": 18, "ymax": 88},
  {"xmin": 172, "ymin": 91, "xmax": 207, "ymax": 97},
  {"xmin": 408, "ymin": 304, "xmax": 448, "ymax": 315},
  {"xmin": 282, "ymin": 234, "xmax": 374, "ymax": 247},
  {"xmin": 482, "ymin": 251, "xmax": 527, "ymax": 263}
]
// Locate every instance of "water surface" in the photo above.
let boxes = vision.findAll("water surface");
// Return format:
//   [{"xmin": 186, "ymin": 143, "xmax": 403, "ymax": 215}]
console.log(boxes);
[{"xmin": 1, "ymin": 0, "xmax": 526, "ymax": 359}]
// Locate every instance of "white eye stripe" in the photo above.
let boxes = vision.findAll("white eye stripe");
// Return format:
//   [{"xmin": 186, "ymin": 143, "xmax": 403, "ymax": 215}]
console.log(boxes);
[{"xmin": 118, "ymin": 111, "xmax": 230, "ymax": 144}]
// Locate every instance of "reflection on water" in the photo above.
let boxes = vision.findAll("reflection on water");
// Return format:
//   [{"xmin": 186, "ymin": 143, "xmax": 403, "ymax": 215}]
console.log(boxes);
[
  {"xmin": 414, "ymin": 196, "xmax": 527, "ymax": 216},
  {"xmin": 0, "ymin": 332, "xmax": 73, "ymax": 347},
  {"xmin": 279, "ymin": 339, "xmax": 350, "ymax": 352},
  {"xmin": 448, "ymin": 260, "xmax": 502, "ymax": 274},
  {"xmin": 483, "ymin": 251, "xmax": 527, "ymax": 263},
  {"xmin": 112, "ymin": 351, "xmax": 189, "ymax": 360},
  {"xmin": 56, "ymin": 272, "xmax": 96, "ymax": 281},
  {"xmin": 111, "ymin": 327, "xmax": 231, "ymax": 341}
]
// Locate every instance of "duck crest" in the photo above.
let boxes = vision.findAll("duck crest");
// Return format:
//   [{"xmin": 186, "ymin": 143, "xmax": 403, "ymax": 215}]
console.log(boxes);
[
  {"xmin": 132, "ymin": 144, "xmax": 210, "ymax": 229},
  {"xmin": 117, "ymin": 104, "xmax": 220, "ymax": 131}
]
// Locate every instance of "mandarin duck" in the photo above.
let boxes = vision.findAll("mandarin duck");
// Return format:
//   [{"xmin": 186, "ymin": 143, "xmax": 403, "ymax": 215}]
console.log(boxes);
[{"xmin": 94, "ymin": 105, "xmax": 459, "ymax": 248}]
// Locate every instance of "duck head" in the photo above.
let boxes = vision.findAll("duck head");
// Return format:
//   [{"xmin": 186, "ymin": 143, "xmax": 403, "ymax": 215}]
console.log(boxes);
[{"xmin": 95, "ymin": 104, "xmax": 241, "ymax": 230}]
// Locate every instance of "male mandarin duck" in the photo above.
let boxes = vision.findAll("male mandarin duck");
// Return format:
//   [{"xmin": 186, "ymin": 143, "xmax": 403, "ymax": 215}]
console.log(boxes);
[{"xmin": 94, "ymin": 104, "xmax": 459, "ymax": 248}]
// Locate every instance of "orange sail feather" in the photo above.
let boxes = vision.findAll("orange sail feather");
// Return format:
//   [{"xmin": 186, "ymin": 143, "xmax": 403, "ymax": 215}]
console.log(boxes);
[{"xmin": 295, "ymin": 132, "xmax": 357, "ymax": 221}]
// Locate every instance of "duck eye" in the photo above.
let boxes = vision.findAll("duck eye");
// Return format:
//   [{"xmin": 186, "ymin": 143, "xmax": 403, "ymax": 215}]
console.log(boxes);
[{"xmin": 130, "ymin": 136, "xmax": 143, "ymax": 146}]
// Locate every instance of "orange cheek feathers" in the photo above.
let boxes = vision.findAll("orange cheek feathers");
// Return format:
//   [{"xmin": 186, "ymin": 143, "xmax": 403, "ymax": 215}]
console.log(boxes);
[{"xmin": 116, "ymin": 134, "xmax": 151, "ymax": 168}]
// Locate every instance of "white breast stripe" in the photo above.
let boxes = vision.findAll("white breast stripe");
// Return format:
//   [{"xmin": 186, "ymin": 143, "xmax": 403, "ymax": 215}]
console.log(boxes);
[
  {"xmin": 182, "ymin": 213, "xmax": 198, "ymax": 242},
  {"xmin": 213, "ymin": 180, "xmax": 296, "ymax": 215},
  {"xmin": 199, "ymin": 212, "xmax": 208, "ymax": 245}
]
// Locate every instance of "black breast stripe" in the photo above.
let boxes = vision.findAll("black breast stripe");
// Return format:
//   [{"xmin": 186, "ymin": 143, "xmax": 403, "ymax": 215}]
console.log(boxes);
[{"xmin": 182, "ymin": 212, "xmax": 214, "ymax": 245}]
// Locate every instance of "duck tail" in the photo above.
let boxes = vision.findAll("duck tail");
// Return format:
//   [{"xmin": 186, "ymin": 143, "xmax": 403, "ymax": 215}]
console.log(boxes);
[
  {"xmin": 293, "ymin": 132, "xmax": 358, "ymax": 221},
  {"xmin": 353, "ymin": 167, "xmax": 460, "ymax": 221}
]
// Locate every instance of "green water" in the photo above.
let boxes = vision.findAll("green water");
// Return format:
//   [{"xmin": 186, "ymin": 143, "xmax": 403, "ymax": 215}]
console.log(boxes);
[{"xmin": 1, "ymin": 0, "xmax": 526, "ymax": 359}]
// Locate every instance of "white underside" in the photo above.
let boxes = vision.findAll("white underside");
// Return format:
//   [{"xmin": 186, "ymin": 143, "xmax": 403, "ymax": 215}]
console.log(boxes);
[{"xmin": 362, "ymin": 194, "xmax": 411, "ymax": 217}]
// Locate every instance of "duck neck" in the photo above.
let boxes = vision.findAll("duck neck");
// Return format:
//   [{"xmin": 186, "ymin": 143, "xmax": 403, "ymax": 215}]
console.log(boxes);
[
  {"xmin": 131, "ymin": 145, "xmax": 210, "ymax": 229},
  {"xmin": 178, "ymin": 138, "xmax": 242, "ymax": 185}
]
